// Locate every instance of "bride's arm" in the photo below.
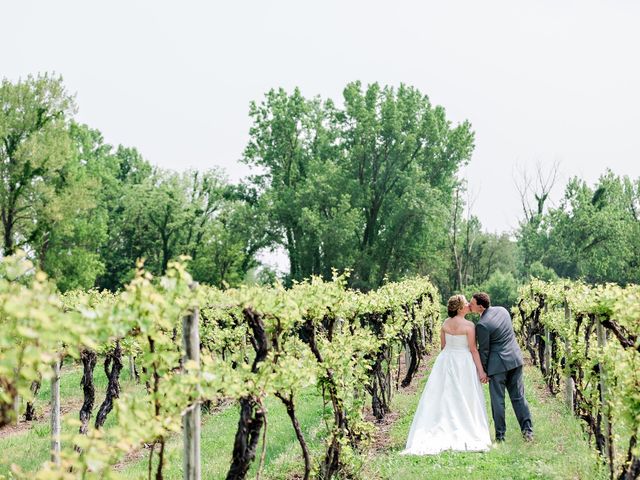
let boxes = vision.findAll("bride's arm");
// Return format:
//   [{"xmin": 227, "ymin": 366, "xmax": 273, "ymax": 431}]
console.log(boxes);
[
  {"xmin": 440, "ymin": 326, "xmax": 446, "ymax": 350},
  {"xmin": 466, "ymin": 327, "xmax": 488, "ymax": 382}
]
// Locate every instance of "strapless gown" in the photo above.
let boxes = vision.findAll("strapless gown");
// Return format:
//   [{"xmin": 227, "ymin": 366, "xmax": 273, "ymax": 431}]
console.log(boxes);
[{"xmin": 401, "ymin": 333, "xmax": 491, "ymax": 454}]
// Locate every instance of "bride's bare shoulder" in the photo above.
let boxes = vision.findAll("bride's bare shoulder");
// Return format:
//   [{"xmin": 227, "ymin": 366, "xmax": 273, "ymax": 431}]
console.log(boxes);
[
  {"xmin": 463, "ymin": 319, "xmax": 476, "ymax": 330},
  {"xmin": 441, "ymin": 317, "xmax": 454, "ymax": 332}
]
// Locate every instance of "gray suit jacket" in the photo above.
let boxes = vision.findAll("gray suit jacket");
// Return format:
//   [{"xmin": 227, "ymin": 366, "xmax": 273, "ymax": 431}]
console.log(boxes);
[{"xmin": 475, "ymin": 306, "xmax": 524, "ymax": 376}]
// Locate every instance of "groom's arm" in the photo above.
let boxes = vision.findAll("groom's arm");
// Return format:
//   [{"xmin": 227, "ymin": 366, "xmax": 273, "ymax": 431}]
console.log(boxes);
[{"xmin": 476, "ymin": 323, "xmax": 490, "ymax": 373}]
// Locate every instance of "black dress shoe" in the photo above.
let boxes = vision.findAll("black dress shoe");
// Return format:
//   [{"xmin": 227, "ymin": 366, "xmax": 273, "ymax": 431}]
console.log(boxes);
[{"xmin": 495, "ymin": 436, "xmax": 505, "ymax": 443}]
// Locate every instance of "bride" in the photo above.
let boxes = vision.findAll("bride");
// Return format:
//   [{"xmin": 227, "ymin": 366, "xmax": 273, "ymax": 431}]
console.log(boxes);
[{"xmin": 401, "ymin": 294, "xmax": 492, "ymax": 455}]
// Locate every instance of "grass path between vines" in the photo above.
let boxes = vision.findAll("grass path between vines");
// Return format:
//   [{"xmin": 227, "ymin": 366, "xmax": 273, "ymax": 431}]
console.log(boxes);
[
  {"xmin": 0, "ymin": 354, "xmax": 608, "ymax": 480},
  {"xmin": 361, "ymin": 356, "xmax": 609, "ymax": 480},
  {"xmin": 0, "ymin": 359, "xmax": 140, "ymax": 476},
  {"xmin": 119, "ymin": 387, "xmax": 327, "ymax": 479},
  {"xmin": 123, "ymin": 354, "xmax": 607, "ymax": 479},
  {"xmin": 0, "ymin": 358, "xmax": 329, "ymax": 479}
]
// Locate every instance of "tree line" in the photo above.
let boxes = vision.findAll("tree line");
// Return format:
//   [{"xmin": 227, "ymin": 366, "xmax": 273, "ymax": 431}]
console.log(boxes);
[
  {"xmin": 518, "ymin": 167, "xmax": 640, "ymax": 286},
  {"xmin": 0, "ymin": 74, "xmax": 268, "ymax": 291},
  {"xmin": 3, "ymin": 73, "xmax": 637, "ymax": 301}
]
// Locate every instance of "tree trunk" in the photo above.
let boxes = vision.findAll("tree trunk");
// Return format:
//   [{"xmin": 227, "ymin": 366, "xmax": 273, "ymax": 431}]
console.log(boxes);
[
  {"xmin": 79, "ymin": 350, "xmax": 97, "ymax": 435},
  {"xmin": 24, "ymin": 380, "xmax": 41, "ymax": 421},
  {"xmin": 275, "ymin": 392, "xmax": 310, "ymax": 480},
  {"xmin": 95, "ymin": 342, "xmax": 122, "ymax": 429},
  {"xmin": 156, "ymin": 440, "xmax": 166, "ymax": 480},
  {"xmin": 2, "ymin": 209, "xmax": 15, "ymax": 256},
  {"xmin": 301, "ymin": 318, "xmax": 347, "ymax": 479},
  {"xmin": 619, "ymin": 434, "xmax": 640, "ymax": 480},
  {"xmin": 369, "ymin": 350, "xmax": 390, "ymax": 420},
  {"xmin": 161, "ymin": 238, "xmax": 170, "ymax": 275},
  {"xmin": 401, "ymin": 327, "xmax": 421, "ymax": 388},
  {"xmin": 226, "ymin": 398, "xmax": 265, "ymax": 480},
  {"xmin": 0, "ymin": 377, "xmax": 18, "ymax": 427},
  {"xmin": 226, "ymin": 308, "xmax": 269, "ymax": 480}
]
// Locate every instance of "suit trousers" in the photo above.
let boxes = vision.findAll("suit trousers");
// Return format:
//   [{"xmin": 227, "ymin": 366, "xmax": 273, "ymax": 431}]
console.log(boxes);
[{"xmin": 488, "ymin": 365, "xmax": 533, "ymax": 439}]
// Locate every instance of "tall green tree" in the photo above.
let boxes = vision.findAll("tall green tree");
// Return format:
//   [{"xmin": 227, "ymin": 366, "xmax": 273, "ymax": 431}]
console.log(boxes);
[
  {"xmin": 94, "ymin": 144, "xmax": 154, "ymax": 290},
  {"xmin": 58, "ymin": 123, "xmax": 155, "ymax": 291},
  {"xmin": 187, "ymin": 199, "xmax": 270, "ymax": 287},
  {"xmin": 342, "ymin": 82, "xmax": 474, "ymax": 288},
  {"xmin": 117, "ymin": 169, "xmax": 263, "ymax": 287},
  {"xmin": 515, "ymin": 162, "xmax": 559, "ymax": 273},
  {"xmin": 242, "ymin": 87, "xmax": 354, "ymax": 283},
  {"xmin": 517, "ymin": 170, "xmax": 640, "ymax": 285},
  {"xmin": 123, "ymin": 171, "xmax": 190, "ymax": 274},
  {"xmin": 0, "ymin": 74, "xmax": 76, "ymax": 256},
  {"xmin": 543, "ymin": 172, "xmax": 640, "ymax": 284},
  {"xmin": 29, "ymin": 128, "xmax": 107, "ymax": 290},
  {"xmin": 448, "ymin": 184, "xmax": 518, "ymax": 296},
  {"xmin": 466, "ymin": 270, "xmax": 519, "ymax": 309},
  {"xmin": 242, "ymin": 82, "xmax": 475, "ymax": 289},
  {"xmin": 1, "ymin": 74, "xmax": 273, "ymax": 291}
]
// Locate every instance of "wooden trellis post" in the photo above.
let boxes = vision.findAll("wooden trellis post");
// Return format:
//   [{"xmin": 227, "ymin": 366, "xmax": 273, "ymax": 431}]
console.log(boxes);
[
  {"xmin": 563, "ymin": 297, "xmax": 574, "ymax": 410},
  {"xmin": 13, "ymin": 393, "xmax": 20, "ymax": 421},
  {"xmin": 543, "ymin": 303, "xmax": 551, "ymax": 375},
  {"xmin": 51, "ymin": 357, "xmax": 61, "ymax": 466},
  {"xmin": 596, "ymin": 317, "xmax": 613, "ymax": 473},
  {"xmin": 182, "ymin": 283, "xmax": 201, "ymax": 480}
]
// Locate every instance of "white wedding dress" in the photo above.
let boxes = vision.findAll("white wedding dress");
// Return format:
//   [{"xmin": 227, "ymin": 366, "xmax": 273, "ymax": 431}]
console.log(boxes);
[{"xmin": 401, "ymin": 333, "xmax": 492, "ymax": 455}]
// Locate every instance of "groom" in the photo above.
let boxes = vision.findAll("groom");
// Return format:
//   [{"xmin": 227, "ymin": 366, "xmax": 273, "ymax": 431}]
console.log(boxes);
[{"xmin": 470, "ymin": 292, "xmax": 534, "ymax": 443}]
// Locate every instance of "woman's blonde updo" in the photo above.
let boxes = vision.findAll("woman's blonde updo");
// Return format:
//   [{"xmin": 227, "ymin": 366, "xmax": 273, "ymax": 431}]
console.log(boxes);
[{"xmin": 447, "ymin": 294, "xmax": 467, "ymax": 318}]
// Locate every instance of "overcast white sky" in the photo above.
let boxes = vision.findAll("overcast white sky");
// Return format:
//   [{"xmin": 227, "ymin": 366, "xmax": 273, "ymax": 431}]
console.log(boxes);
[{"xmin": 3, "ymin": 0, "xmax": 639, "ymax": 238}]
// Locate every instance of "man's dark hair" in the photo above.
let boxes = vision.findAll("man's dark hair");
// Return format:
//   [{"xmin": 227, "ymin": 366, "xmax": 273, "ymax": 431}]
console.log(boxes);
[{"xmin": 473, "ymin": 292, "xmax": 491, "ymax": 309}]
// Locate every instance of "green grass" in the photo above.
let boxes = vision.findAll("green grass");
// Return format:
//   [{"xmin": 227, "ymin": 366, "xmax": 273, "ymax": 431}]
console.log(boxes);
[
  {"xmin": 361, "ymin": 358, "xmax": 609, "ymax": 480},
  {"xmin": 119, "ymin": 388, "xmax": 326, "ymax": 479},
  {"xmin": 0, "ymin": 357, "xmax": 328, "ymax": 480},
  {"xmin": 0, "ymin": 357, "xmax": 139, "ymax": 475},
  {"xmin": 1, "ymin": 355, "xmax": 609, "ymax": 480}
]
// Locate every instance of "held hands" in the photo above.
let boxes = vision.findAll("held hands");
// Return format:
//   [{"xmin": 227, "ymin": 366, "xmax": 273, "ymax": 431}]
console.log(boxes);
[{"xmin": 478, "ymin": 371, "xmax": 489, "ymax": 384}]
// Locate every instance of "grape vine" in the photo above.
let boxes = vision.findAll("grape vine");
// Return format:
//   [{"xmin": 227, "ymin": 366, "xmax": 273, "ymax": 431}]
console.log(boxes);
[
  {"xmin": 0, "ymin": 253, "xmax": 440, "ymax": 479},
  {"xmin": 515, "ymin": 280, "xmax": 640, "ymax": 479}
]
